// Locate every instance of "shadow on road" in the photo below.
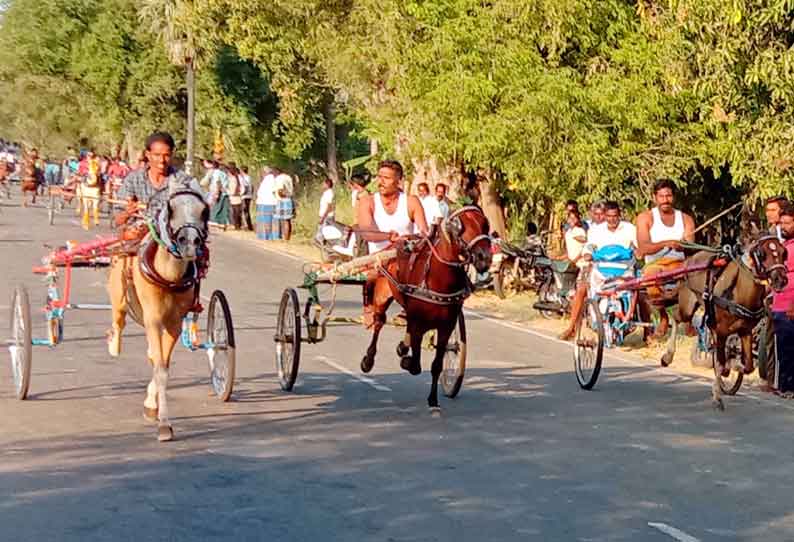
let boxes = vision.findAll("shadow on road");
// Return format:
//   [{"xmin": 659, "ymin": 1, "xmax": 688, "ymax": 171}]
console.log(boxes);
[{"xmin": 2, "ymin": 365, "xmax": 792, "ymax": 541}]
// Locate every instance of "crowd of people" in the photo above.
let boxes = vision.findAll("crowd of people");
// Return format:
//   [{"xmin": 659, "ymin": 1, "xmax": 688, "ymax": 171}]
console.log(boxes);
[{"xmin": 544, "ymin": 183, "xmax": 794, "ymax": 396}]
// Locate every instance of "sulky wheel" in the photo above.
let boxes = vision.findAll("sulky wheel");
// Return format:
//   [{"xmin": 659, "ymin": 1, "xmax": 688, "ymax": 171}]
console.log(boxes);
[
  {"xmin": 8, "ymin": 285, "xmax": 32, "ymax": 400},
  {"xmin": 206, "ymin": 290, "xmax": 236, "ymax": 401},
  {"xmin": 275, "ymin": 288, "xmax": 301, "ymax": 391},
  {"xmin": 715, "ymin": 334, "xmax": 744, "ymax": 396},
  {"xmin": 574, "ymin": 299, "xmax": 604, "ymax": 390},
  {"xmin": 440, "ymin": 312, "xmax": 467, "ymax": 398}
]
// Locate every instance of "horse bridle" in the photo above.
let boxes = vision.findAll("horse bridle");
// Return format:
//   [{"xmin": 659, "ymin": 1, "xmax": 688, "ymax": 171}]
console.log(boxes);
[
  {"xmin": 745, "ymin": 235, "xmax": 787, "ymax": 282},
  {"xmin": 162, "ymin": 190, "xmax": 209, "ymax": 259},
  {"xmin": 437, "ymin": 206, "xmax": 491, "ymax": 267}
]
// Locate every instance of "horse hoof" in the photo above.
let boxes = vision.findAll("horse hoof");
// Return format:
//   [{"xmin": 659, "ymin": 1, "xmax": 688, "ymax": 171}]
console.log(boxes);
[
  {"xmin": 361, "ymin": 355, "xmax": 374, "ymax": 374},
  {"xmin": 400, "ymin": 356, "xmax": 421, "ymax": 375},
  {"xmin": 712, "ymin": 399, "xmax": 725, "ymax": 412},
  {"xmin": 158, "ymin": 425, "xmax": 174, "ymax": 442},
  {"xmin": 660, "ymin": 353, "xmax": 673, "ymax": 367},
  {"xmin": 719, "ymin": 365, "xmax": 730, "ymax": 377},
  {"xmin": 396, "ymin": 342, "xmax": 409, "ymax": 357},
  {"xmin": 743, "ymin": 364, "xmax": 755, "ymax": 375},
  {"xmin": 429, "ymin": 406, "xmax": 442, "ymax": 418},
  {"xmin": 143, "ymin": 407, "xmax": 158, "ymax": 423}
]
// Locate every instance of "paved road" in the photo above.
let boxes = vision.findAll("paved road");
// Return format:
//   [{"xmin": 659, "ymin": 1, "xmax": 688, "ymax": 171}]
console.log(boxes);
[{"xmin": 2, "ymin": 201, "xmax": 794, "ymax": 541}]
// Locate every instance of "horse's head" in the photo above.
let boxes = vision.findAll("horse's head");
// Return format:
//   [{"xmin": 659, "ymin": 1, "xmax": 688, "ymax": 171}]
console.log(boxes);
[
  {"xmin": 166, "ymin": 190, "xmax": 209, "ymax": 261},
  {"xmin": 442, "ymin": 206, "xmax": 492, "ymax": 273},
  {"xmin": 747, "ymin": 235, "xmax": 788, "ymax": 292}
]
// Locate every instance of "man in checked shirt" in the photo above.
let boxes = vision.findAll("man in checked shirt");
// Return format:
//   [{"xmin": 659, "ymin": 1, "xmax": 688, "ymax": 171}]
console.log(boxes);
[{"xmin": 113, "ymin": 131, "xmax": 209, "ymax": 273}]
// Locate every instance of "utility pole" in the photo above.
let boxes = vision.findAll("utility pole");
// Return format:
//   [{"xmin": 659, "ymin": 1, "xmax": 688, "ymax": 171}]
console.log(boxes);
[{"xmin": 185, "ymin": 55, "xmax": 195, "ymax": 175}]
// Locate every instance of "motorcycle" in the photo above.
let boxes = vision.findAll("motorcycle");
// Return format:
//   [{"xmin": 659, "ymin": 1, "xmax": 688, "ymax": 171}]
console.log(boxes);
[
  {"xmin": 492, "ymin": 237, "xmax": 551, "ymax": 299},
  {"xmin": 531, "ymin": 258, "xmax": 579, "ymax": 319},
  {"xmin": 314, "ymin": 219, "xmax": 368, "ymax": 263}
]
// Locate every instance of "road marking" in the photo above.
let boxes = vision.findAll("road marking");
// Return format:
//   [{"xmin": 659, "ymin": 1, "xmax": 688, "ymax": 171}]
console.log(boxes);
[
  {"xmin": 648, "ymin": 522, "xmax": 701, "ymax": 542},
  {"xmin": 315, "ymin": 355, "xmax": 392, "ymax": 392}
]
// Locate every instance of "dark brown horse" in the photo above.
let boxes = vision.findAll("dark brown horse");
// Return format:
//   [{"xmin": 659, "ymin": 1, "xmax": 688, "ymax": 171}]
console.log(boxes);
[
  {"xmin": 661, "ymin": 227, "xmax": 788, "ymax": 409},
  {"xmin": 360, "ymin": 206, "xmax": 491, "ymax": 411}
]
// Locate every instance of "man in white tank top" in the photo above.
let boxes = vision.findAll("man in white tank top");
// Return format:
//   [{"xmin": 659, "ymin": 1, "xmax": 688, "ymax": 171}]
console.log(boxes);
[
  {"xmin": 636, "ymin": 179, "xmax": 695, "ymax": 338},
  {"xmin": 356, "ymin": 160, "xmax": 428, "ymax": 328}
]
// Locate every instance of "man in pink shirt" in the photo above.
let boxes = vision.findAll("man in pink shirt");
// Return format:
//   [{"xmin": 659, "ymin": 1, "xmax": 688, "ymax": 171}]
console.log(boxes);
[{"xmin": 772, "ymin": 202, "xmax": 794, "ymax": 392}]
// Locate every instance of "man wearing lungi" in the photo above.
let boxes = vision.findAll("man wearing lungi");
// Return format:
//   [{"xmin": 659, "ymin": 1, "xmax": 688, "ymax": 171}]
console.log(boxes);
[
  {"xmin": 771, "ymin": 203, "xmax": 794, "ymax": 393},
  {"xmin": 635, "ymin": 179, "xmax": 695, "ymax": 339}
]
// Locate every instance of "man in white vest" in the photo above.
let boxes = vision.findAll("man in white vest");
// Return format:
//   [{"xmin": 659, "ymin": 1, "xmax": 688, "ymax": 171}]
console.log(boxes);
[
  {"xmin": 356, "ymin": 160, "xmax": 428, "ymax": 328},
  {"xmin": 636, "ymin": 179, "xmax": 695, "ymax": 339}
]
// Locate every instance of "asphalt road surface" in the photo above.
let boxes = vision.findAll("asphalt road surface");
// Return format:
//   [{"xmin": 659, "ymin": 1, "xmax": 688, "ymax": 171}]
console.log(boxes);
[{"xmin": 2, "ymin": 200, "xmax": 794, "ymax": 542}]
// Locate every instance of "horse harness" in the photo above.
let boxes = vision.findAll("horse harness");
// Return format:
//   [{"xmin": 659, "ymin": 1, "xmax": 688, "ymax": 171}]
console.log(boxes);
[
  {"xmin": 121, "ymin": 191, "xmax": 208, "ymax": 323},
  {"xmin": 377, "ymin": 207, "xmax": 489, "ymax": 306},
  {"xmin": 701, "ymin": 240, "xmax": 776, "ymax": 326}
]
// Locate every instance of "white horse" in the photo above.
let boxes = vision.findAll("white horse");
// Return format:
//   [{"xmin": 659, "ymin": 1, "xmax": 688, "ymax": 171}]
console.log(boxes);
[{"xmin": 107, "ymin": 190, "xmax": 209, "ymax": 441}]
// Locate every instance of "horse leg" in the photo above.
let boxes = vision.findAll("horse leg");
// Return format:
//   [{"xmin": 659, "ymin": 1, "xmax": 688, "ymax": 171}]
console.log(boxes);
[
  {"xmin": 361, "ymin": 280, "xmax": 393, "ymax": 373},
  {"xmin": 741, "ymin": 333, "xmax": 754, "ymax": 374},
  {"xmin": 143, "ymin": 318, "xmax": 174, "ymax": 442},
  {"xmin": 428, "ymin": 322, "xmax": 454, "ymax": 412},
  {"xmin": 662, "ymin": 289, "xmax": 696, "ymax": 366},
  {"xmin": 107, "ymin": 258, "xmax": 127, "ymax": 357},
  {"xmin": 92, "ymin": 194, "xmax": 100, "ymax": 225},
  {"xmin": 143, "ymin": 375, "xmax": 158, "ymax": 423},
  {"xmin": 712, "ymin": 334, "xmax": 727, "ymax": 411},
  {"xmin": 396, "ymin": 332, "xmax": 410, "ymax": 357},
  {"xmin": 661, "ymin": 318, "xmax": 678, "ymax": 367},
  {"xmin": 399, "ymin": 322, "xmax": 423, "ymax": 376},
  {"xmin": 361, "ymin": 312, "xmax": 387, "ymax": 373}
]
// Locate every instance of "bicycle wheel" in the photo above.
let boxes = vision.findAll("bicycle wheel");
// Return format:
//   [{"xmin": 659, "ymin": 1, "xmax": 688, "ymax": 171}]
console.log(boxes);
[
  {"xmin": 275, "ymin": 288, "xmax": 301, "ymax": 391},
  {"xmin": 574, "ymin": 299, "xmax": 604, "ymax": 390},
  {"xmin": 8, "ymin": 286, "xmax": 32, "ymax": 400},
  {"xmin": 440, "ymin": 312, "xmax": 467, "ymax": 398},
  {"xmin": 206, "ymin": 290, "xmax": 236, "ymax": 401}
]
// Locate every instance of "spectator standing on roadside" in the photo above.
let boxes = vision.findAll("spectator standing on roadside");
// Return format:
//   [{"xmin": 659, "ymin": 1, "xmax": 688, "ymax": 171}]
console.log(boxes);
[
  {"xmin": 274, "ymin": 168, "xmax": 295, "ymax": 241},
  {"xmin": 350, "ymin": 174, "xmax": 368, "ymax": 219},
  {"xmin": 256, "ymin": 167, "xmax": 279, "ymax": 240},
  {"xmin": 436, "ymin": 183, "xmax": 450, "ymax": 219},
  {"xmin": 417, "ymin": 182, "xmax": 442, "ymax": 224},
  {"xmin": 318, "ymin": 178, "xmax": 335, "ymax": 225},
  {"xmin": 766, "ymin": 195, "xmax": 788, "ymax": 240},
  {"xmin": 239, "ymin": 166, "xmax": 254, "ymax": 231},
  {"xmin": 205, "ymin": 160, "xmax": 230, "ymax": 230},
  {"xmin": 226, "ymin": 163, "xmax": 243, "ymax": 230},
  {"xmin": 770, "ymin": 203, "xmax": 794, "ymax": 392}
]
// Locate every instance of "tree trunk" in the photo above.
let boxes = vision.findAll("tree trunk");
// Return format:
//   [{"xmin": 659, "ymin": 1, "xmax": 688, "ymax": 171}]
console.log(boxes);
[
  {"xmin": 185, "ymin": 58, "xmax": 196, "ymax": 175},
  {"xmin": 123, "ymin": 129, "xmax": 135, "ymax": 164},
  {"xmin": 325, "ymin": 99, "xmax": 338, "ymax": 183},
  {"xmin": 370, "ymin": 138, "xmax": 379, "ymax": 156},
  {"xmin": 479, "ymin": 174, "xmax": 507, "ymax": 238}
]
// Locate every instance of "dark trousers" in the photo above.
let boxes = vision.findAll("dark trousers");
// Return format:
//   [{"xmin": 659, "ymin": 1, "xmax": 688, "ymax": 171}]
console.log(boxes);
[
  {"xmin": 242, "ymin": 199, "xmax": 253, "ymax": 231},
  {"xmin": 230, "ymin": 204, "xmax": 242, "ymax": 230},
  {"xmin": 773, "ymin": 312, "xmax": 794, "ymax": 392}
]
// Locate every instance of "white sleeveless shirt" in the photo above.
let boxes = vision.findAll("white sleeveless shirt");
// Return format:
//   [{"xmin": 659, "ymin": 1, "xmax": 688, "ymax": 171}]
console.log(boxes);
[
  {"xmin": 646, "ymin": 207, "xmax": 685, "ymax": 264},
  {"xmin": 369, "ymin": 192, "xmax": 414, "ymax": 253}
]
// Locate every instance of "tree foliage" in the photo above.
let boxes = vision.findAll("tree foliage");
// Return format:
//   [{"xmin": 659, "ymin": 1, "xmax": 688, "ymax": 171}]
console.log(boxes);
[{"xmin": 2, "ymin": 0, "xmax": 794, "ymax": 230}]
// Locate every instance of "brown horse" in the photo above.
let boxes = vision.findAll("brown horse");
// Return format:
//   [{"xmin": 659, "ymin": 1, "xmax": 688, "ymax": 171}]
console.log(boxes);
[
  {"xmin": 661, "ymin": 228, "xmax": 788, "ymax": 409},
  {"xmin": 360, "ymin": 206, "xmax": 491, "ymax": 411},
  {"xmin": 107, "ymin": 190, "xmax": 209, "ymax": 441}
]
